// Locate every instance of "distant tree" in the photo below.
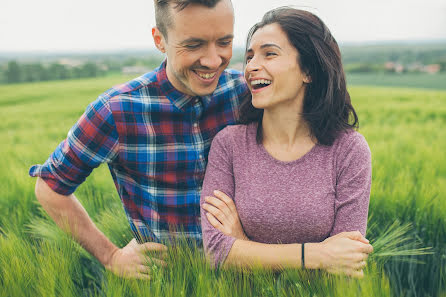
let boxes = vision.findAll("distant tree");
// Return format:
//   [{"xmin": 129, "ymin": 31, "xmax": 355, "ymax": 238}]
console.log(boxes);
[
  {"xmin": 345, "ymin": 63, "xmax": 385, "ymax": 74},
  {"xmin": 38, "ymin": 64, "xmax": 51, "ymax": 81},
  {"xmin": 5, "ymin": 61, "xmax": 22, "ymax": 83},
  {"xmin": 22, "ymin": 64, "xmax": 50, "ymax": 82},
  {"xmin": 48, "ymin": 63, "xmax": 71, "ymax": 80},
  {"xmin": 439, "ymin": 61, "xmax": 446, "ymax": 72},
  {"xmin": 0, "ymin": 65, "xmax": 6, "ymax": 84},
  {"xmin": 143, "ymin": 56, "xmax": 164, "ymax": 69},
  {"xmin": 81, "ymin": 62, "xmax": 99, "ymax": 77},
  {"xmin": 22, "ymin": 64, "xmax": 36, "ymax": 82},
  {"xmin": 103, "ymin": 59, "xmax": 122, "ymax": 72},
  {"xmin": 72, "ymin": 67, "xmax": 83, "ymax": 78},
  {"xmin": 124, "ymin": 57, "xmax": 139, "ymax": 67}
]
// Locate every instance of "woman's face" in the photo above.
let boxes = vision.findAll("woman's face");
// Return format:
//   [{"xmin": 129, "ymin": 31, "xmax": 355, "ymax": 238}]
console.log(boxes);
[{"xmin": 244, "ymin": 23, "xmax": 310, "ymax": 110}]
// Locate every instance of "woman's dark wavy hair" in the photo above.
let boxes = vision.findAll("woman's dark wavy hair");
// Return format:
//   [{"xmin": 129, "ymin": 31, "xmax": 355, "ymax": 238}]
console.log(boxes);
[{"xmin": 238, "ymin": 7, "xmax": 358, "ymax": 146}]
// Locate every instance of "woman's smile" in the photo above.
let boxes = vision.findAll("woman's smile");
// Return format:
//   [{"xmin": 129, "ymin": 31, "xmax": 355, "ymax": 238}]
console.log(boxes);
[{"xmin": 249, "ymin": 78, "xmax": 272, "ymax": 93}]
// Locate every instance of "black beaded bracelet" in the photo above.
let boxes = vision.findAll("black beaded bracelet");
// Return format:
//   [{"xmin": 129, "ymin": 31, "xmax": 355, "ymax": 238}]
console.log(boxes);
[{"xmin": 301, "ymin": 243, "xmax": 305, "ymax": 269}]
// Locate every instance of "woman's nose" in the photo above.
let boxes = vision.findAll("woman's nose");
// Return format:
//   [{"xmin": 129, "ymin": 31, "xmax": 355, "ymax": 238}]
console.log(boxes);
[{"xmin": 245, "ymin": 59, "xmax": 261, "ymax": 73}]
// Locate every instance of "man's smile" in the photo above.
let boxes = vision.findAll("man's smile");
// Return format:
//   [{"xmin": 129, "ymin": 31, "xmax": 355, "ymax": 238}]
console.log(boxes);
[{"xmin": 193, "ymin": 70, "xmax": 218, "ymax": 83}]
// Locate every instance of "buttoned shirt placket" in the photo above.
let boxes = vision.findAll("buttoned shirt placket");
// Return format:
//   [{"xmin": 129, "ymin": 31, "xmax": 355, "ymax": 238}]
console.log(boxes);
[{"xmin": 191, "ymin": 97, "xmax": 205, "ymax": 191}]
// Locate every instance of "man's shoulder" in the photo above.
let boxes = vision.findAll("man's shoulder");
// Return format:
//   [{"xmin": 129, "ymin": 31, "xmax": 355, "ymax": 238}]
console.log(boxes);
[
  {"xmin": 100, "ymin": 67, "xmax": 161, "ymax": 102},
  {"xmin": 220, "ymin": 68, "xmax": 244, "ymax": 83},
  {"xmin": 214, "ymin": 68, "xmax": 247, "ymax": 96},
  {"xmin": 208, "ymin": 69, "xmax": 249, "ymax": 100},
  {"xmin": 223, "ymin": 68, "xmax": 243, "ymax": 77}
]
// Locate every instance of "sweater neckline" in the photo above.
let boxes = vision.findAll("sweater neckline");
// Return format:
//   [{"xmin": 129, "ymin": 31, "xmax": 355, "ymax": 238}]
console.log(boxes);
[{"xmin": 249, "ymin": 123, "xmax": 320, "ymax": 166}]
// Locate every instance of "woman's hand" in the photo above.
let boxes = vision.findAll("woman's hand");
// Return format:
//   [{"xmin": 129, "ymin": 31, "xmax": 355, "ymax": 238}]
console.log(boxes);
[
  {"xmin": 309, "ymin": 231, "xmax": 373, "ymax": 278},
  {"xmin": 202, "ymin": 190, "xmax": 248, "ymax": 241}
]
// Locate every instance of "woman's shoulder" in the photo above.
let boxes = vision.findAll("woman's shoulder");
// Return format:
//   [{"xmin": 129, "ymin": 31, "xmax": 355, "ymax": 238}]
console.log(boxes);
[
  {"xmin": 333, "ymin": 129, "xmax": 371, "ymax": 163},
  {"xmin": 209, "ymin": 124, "xmax": 254, "ymax": 160},
  {"xmin": 213, "ymin": 123, "xmax": 255, "ymax": 144},
  {"xmin": 335, "ymin": 129, "xmax": 369, "ymax": 149}
]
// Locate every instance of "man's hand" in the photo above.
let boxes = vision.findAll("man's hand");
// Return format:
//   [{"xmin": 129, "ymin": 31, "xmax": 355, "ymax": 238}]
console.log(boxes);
[
  {"xmin": 202, "ymin": 190, "xmax": 248, "ymax": 241},
  {"xmin": 104, "ymin": 239, "xmax": 168, "ymax": 279}
]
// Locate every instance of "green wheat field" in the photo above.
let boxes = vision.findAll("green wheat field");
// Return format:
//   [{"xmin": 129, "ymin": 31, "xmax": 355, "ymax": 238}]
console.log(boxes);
[{"xmin": 0, "ymin": 76, "xmax": 445, "ymax": 297}]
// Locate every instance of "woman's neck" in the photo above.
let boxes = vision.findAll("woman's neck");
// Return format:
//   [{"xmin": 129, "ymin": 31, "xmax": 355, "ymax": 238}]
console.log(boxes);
[{"xmin": 262, "ymin": 102, "xmax": 312, "ymax": 148}]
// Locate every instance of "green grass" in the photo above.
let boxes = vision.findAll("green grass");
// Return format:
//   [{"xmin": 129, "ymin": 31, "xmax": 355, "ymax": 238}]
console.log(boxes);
[
  {"xmin": 1, "ymin": 76, "xmax": 445, "ymax": 296},
  {"xmin": 346, "ymin": 72, "xmax": 446, "ymax": 90}
]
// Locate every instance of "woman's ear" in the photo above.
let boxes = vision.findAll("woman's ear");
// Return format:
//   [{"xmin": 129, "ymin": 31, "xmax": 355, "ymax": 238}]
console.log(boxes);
[
  {"xmin": 303, "ymin": 75, "xmax": 312, "ymax": 83},
  {"xmin": 152, "ymin": 27, "xmax": 166, "ymax": 53},
  {"xmin": 302, "ymin": 69, "xmax": 312, "ymax": 83},
  {"xmin": 303, "ymin": 71, "xmax": 311, "ymax": 84}
]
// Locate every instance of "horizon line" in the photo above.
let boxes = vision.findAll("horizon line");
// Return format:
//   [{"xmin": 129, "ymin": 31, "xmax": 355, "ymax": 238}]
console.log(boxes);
[{"xmin": 1, "ymin": 38, "xmax": 446, "ymax": 56}]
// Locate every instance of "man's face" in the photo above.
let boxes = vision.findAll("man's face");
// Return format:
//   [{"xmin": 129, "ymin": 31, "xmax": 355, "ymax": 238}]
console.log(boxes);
[{"xmin": 153, "ymin": 0, "xmax": 234, "ymax": 97}]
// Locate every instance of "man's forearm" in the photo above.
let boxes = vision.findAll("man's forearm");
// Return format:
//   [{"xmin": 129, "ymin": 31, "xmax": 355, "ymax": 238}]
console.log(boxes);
[
  {"xmin": 35, "ymin": 177, "xmax": 118, "ymax": 266},
  {"xmin": 224, "ymin": 239, "xmax": 322, "ymax": 270}
]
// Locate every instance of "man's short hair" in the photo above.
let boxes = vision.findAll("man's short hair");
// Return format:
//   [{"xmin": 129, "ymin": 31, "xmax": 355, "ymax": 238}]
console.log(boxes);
[{"xmin": 154, "ymin": 0, "xmax": 224, "ymax": 40}]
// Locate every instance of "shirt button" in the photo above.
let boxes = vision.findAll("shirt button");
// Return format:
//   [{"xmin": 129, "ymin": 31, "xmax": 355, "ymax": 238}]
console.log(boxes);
[
  {"xmin": 195, "ymin": 98, "xmax": 200, "ymax": 104},
  {"xmin": 199, "ymin": 154, "xmax": 203, "ymax": 159},
  {"xmin": 194, "ymin": 123, "xmax": 198, "ymax": 128}
]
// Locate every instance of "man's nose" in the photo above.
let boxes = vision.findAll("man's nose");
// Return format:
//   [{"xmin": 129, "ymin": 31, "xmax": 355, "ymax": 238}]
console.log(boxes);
[{"xmin": 200, "ymin": 45, "xmax": 223, "ymax": 70}]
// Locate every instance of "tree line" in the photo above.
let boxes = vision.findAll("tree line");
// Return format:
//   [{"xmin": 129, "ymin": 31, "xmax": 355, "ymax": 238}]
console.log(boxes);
[{"xmin": 1, "ymin": 61, "xmax": 105, "ymax": 84}]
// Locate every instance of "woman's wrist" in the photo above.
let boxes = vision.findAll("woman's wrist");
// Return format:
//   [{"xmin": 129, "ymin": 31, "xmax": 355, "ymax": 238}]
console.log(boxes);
[{"xmin": 302, "ymin": 242, "xmax": 324, "ymax": 270}]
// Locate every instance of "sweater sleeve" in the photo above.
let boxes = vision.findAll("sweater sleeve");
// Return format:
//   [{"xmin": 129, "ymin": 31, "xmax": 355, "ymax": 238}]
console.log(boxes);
[
  {"xmin": 200, "ymin": 127, "xmax": 237, "ymax": 267},
  {"xmin": 330, "ymin": 132, "xmax": 372, "ymax": 237}
]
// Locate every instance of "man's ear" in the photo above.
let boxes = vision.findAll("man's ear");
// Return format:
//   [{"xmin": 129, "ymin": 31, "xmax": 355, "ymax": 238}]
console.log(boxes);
[{"xmin": 152, "ymin": 27, "xmax": 166, "ymax": 53}]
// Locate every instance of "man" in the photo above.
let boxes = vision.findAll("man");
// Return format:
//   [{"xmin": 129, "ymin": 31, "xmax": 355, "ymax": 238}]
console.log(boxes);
[{"xmin": 30, "ymin": 0, "xmax": 248, "ymax": 279}]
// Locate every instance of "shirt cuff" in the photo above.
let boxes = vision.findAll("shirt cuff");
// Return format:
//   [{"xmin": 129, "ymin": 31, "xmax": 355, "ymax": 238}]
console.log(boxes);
[{"xmin": 29, "ymin": 164, "xmax": 78, "ymax": 195}]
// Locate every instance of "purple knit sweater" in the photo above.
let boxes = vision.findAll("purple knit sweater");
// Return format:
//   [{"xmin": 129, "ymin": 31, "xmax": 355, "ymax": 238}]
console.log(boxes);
[{"xmin": 200, "ymin": 123, "xmax": 372, "ymax": 265}]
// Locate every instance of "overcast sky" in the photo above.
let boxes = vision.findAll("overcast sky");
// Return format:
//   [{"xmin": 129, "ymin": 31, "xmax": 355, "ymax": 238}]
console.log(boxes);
[{"xmin": 1, "ymin": 0, "xmax": 445, "ymax": 52}]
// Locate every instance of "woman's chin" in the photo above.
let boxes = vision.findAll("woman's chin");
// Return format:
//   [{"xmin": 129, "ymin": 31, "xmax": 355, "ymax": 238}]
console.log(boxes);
[{"xmin": 251, "ymin": 99, "xmax": 270, "ymax": 110}]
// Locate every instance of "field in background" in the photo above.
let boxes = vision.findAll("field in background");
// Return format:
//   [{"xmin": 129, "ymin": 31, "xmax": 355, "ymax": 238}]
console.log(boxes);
[
  {"xmin": 346, "ymin": 73, "xmax": 446, "ymax": 90},
  {"xmin": 0, "ymin": 76, "xmax": 445, "ymax": 297}
]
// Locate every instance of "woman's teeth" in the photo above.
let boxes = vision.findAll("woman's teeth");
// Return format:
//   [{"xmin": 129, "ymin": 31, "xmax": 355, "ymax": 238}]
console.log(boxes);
[{"xmin": 251, "ymin": 79, "xmax": 272, "ymax": 89}]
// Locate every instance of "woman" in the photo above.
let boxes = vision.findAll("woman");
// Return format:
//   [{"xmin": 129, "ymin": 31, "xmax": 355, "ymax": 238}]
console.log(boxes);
[{"xmin": 200, "ymin": 7, "xmax": 373, "ymax": 278}]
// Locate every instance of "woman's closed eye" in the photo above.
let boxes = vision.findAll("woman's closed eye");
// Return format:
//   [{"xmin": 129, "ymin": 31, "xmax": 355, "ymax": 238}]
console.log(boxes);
[
  {"xmin": 245, "ymin": 52, "xmax": 277, "ymax": 63},
  {"xmin": 265, "ymin": 52, "xmax": 277, "ymax": 57}
]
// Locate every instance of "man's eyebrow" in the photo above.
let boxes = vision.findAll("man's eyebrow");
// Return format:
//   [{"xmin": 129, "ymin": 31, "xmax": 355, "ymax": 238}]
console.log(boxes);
[
  {"xmin": 218, "ymin": 34, "xmax": 234, "ymax": 40},
  {"xmin": 246, "ymin": 43, "xmax": 282, "ymax": 53},
  {"xmin": 180, "ymin": 38, "xmax": 205, "ymax": 44},
  {"xmin": 180, "ymin": 34, "xmax": 234, "ymax": 44}
]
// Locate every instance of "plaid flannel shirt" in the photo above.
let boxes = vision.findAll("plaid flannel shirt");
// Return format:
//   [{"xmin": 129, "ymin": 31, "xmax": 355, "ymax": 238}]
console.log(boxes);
[{"xmin": 29, "ymin": 60, "xmax": 249, "ymax": 244}]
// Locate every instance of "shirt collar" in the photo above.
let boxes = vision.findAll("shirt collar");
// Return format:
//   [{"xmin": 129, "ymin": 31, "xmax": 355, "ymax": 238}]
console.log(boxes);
[{"xmin": 157, "ymin": 59, "xmax": 203, "ymax": 111}]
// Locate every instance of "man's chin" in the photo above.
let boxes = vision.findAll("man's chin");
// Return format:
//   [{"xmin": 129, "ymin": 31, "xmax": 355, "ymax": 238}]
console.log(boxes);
[
  {"xmin": 189, "ymin": 81, "xmax": 220, "ymax": 97},
  {"xmin": 188, "ymin": 67, "xmax": 226, "ymax": 95}
]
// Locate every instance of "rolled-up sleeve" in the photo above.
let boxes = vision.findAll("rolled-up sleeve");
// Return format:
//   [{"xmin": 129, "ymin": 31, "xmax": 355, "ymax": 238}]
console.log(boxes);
[
  {"xmin": 29, "ymin": 96, "xmax": 119, "ymax": 195},
  {"xmin": 200, "ymin": 127, "xmax": 237, "ymax": 267}
]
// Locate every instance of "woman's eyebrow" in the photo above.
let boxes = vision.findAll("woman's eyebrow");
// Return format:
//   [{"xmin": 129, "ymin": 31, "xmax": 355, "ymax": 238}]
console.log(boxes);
[
  {"xmin": 247, "ymin": 43, "xmax": 282, "ymax": 53},
  {"xmin": 260, "ymin": 43, "xmax": 282, "ymax": 50}
]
